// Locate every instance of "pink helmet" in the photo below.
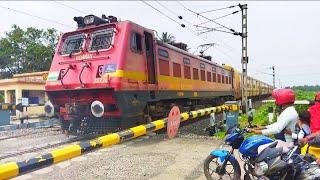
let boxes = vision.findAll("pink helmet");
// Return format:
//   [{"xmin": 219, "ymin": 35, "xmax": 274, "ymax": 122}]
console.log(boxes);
[{"xmin": 273, "ymin": 88, "xmax": 295, "ymax": 106}]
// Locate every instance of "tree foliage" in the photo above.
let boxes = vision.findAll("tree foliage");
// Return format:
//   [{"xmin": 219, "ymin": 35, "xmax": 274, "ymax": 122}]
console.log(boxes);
[
  {"xmin": 159, "ymin": 32, "xmax": 175, "ymax": 43},
  {"xmin": 292, "ymin": 85, "xmax": 320, "ymax": 92},
  {"xmin": 0, "ymin": 25, "xmax": 59, "ymax": 78}
]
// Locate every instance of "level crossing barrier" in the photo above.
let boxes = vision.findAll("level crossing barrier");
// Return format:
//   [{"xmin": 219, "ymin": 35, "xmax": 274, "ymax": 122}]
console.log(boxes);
[{"xmin": 0, "ymin": 104, "xmax": 239, "ymax": 179}]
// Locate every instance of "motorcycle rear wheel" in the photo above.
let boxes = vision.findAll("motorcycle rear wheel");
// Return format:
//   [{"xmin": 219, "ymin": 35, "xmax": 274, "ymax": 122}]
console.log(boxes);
[{"xmin": 203, "ymin": 154, "xmax": 241, "ymax": 180}]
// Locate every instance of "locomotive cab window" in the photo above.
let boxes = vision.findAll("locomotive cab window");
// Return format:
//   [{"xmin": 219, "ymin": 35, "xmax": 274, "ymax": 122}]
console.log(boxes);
[
  {"xmin": 131, "ymin": 32, "xmax": 142, "ymax": 53},
  {"xmin": 61, "ymin": 34, "xmax": 85, "ymax": 55},
  {"xmin": 89, "ymin": 29, "xmax": 114, "ymax": 51}
]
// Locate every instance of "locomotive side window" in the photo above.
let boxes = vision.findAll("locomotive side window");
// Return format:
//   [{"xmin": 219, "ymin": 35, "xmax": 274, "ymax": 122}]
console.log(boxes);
[
  {"xmin": 217, "ymin": 74, "xmax": 221, "ymax": 83},
  {"xmin": 183, "ymin": 57, "xmax": 190, "ymax": 64},
  {"xmin": 61, "ymin": 34, "xmax": 85, "ymax": 55},
  {"xmin": 193, "ymin": 68, "xmax": 199, "ymax": 80},
  {"xmin": 200, "ymin": 70, "xmax": 205, "ymax": 81},
  {"xmin": 158, "ymin": 49, "xmax": 169, "ymax": 58},
  {"xmin": 212, "ymin": 66, "xmax": 217, "ymax": 82},
  {"xmin": 89, "ymin": 29, "xmax": 114, "ymax": 51},
  {"xmin": 184, "ymin": 66, "xmax": 191, "ymax": 79},
  {"xmin": 131, "ymin": 32, "xmax": 142, "ymax": 53},
  {"xmin": 207, "ymin": 72, "xmax": 211, "ymax": 82},
  {"xmin": 173, "ymin": 63, "xmax": 181, "ymax": 77},
  {"xmin": 159, "ymin": 59, "xmax": 170, "ymax": 76}
]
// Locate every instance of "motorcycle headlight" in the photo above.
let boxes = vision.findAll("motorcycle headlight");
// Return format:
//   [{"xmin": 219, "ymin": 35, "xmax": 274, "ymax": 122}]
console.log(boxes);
[
  {"xmin": 91, "ymin": 100, "xmax": 104, "ymax": 118},
  {"xmin": 255, "ymin": 161, "xmax": 268, "ymax": 176}
]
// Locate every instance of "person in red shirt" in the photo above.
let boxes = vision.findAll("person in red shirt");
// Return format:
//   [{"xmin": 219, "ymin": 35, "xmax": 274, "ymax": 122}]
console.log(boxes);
[{"xmin": 301, "ymin": 92, "xmax": 320, "ymax": 144}]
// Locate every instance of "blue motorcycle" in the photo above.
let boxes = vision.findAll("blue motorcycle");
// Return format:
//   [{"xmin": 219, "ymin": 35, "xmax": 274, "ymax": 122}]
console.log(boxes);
[{"xmin": 203, "ymin": 125, "xmax": 275, "ymax": 180}]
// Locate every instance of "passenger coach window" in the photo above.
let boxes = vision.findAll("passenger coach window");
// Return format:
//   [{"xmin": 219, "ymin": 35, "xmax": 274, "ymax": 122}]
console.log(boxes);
[
  {"xmin": 158, "ymin": 49, "xmax": 169, "ymax": 58},
  {"xmin": 193, "ymin": 68, "xmax": 199, "ymax": 80},
  {"xmin": 89, "ymin": 29, "xmax": 114, "ymax": 51},
  {"xmin": 184, "ymin": 66, "xmax": 191, "ymax": 79},
  {"xmin": 61, "ymin": 34, "xmax": 85, "ymax": 55},
  {"xmin": 131, "ymin": 32, "xmax": 142, "ymax": 53}
]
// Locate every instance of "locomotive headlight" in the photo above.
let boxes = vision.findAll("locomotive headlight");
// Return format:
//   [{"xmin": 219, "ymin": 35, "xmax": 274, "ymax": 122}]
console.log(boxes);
[
  {"xmin": 44, "ymin": 101, "xmax": 54, "ymax": 117},
  {"xmin": 254, "ymin": 161, "xmax": 268, "ymax": 176},
  {"xmin": 91, "ymin": 100, "xmax": 104, "ymax": 118},
  {"xmin": 84, "ymin": 15, "xmax": 95, "ymax": 25}
]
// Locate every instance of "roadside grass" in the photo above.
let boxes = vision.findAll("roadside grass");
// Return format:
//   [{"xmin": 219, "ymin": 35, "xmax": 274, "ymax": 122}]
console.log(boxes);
[{"xmin": 213, "ymin": 90, "xmax": 317, "ymax": 140}]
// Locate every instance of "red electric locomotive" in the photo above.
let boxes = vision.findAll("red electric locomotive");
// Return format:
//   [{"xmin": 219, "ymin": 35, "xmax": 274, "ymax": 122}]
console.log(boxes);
[{"xmin": 44, "ymin": 15, "xmax": 272, "ymax": 134}]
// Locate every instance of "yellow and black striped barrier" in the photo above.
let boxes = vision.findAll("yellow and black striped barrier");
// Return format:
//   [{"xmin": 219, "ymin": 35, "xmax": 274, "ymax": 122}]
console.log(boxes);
[
  {"xmin": 0, "ymin": 104, "xmax": 16, "ymax": 111},
  {"xmin": 0, "ymin": 105, "xmax": 235, "ymax": 179},
  {"xmin": 0, "ymin": 103, "xmax": 24, "ymax": 112}
]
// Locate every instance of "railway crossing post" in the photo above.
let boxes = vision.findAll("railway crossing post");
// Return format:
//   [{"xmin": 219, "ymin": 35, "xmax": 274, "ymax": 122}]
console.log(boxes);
[{"xmin": 240, "ymin": 4, "xmax": 248, "ymax": 113}]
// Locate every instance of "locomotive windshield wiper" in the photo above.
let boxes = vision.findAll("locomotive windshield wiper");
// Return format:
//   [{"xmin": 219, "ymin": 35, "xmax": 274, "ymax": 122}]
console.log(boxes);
[
  {"xmin": 60, "ymin": 64, "xmax": 75, "ymax": 89},
  {"xmin": 79, "ymin": 62, "xmax": 90, "ymax": 88}
]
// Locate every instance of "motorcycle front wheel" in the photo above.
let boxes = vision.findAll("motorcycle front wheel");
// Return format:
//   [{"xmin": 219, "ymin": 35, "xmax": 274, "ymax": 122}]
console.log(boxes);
[{"xmin": 203, "ymin": 154, "xmax": 241, "ymax": 180}]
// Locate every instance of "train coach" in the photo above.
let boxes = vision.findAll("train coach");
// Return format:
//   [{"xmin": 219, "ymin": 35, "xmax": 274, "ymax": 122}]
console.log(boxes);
[{"xmin": 44, "ymin": 14, "xmax": 273, "ymax": 134}]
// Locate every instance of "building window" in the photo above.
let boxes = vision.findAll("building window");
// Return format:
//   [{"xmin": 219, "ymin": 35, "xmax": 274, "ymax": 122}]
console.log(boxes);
[
  {"xmin": 159, "ymin": 59, "xmax": 170, "ymax": 76},
  {"xmin": 229, "ymin": 76, "xmax": 232, "ymax": 84},
  {"xmin": 131, "ymin": 32, "xmax": 142, "ymax": 53},
  {"xmin": 193, "ymin": 68, "xmax": 199, "ymax": 80},
  {"xmin": 183, "ymin": 57, "xmax": 190, "ymax": 64},
  {"xmin": 225, "ymin": 76, "xmax": 228, "ymax": 84},
  {"xmin": 217, "ymin": 74, "xmax": 221, "ymax": 83},
  {"xmin": 158, "ymin": 49, "xmax": 169, "ymax": 58},
  {"xmin": 222, "ymin": 75, "xmax": 225, "ymax": 83},
  {"xmin": 173, "ymin": 63, "xmax": 181, "ymax": 77},
  {"xmin": 200, "ymin": 70, "xmax": 205, "ymax": 81},
  {"xmin": 207, "ymin": 72, "xmax": 211, "ymax": 82},
  {"xmin": 212, "ymin": 73, "xmax": 216, "ymax": 82},
  {"xmin": 184, "ymin": 66, "xmax": 191, "ymax": 79}
]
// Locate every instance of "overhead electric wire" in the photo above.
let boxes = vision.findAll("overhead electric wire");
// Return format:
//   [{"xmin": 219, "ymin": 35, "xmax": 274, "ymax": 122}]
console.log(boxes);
[
  {"xmin": 53, "ymin": 1, "xmax": 89, "ymax": 14},
  {"xmin": 198, "ymin": 5, "xmax": 237, "ymax": 14},
  {"xmin": 154, "ymin": 0, "xmax": 195, "ymax": 27},
  {"xmin": 141, "ymin": 1, "xmax": 184, "ymax": 27},
  {"xmin": 0, "ymin": 4, "xmax": 73, "ymax": 28},
  {"xmin": 176, "ymin": 1, "xmax": 241, "ymax": 54},
  {"xmin": 195, "ymin": 10, "xmax": 240, "ymax": 27},
  {"xmin": 184, "ymin": 6, "xmax": 240, "ymax": 35},
  {"xmin": 141, "ymin": 0, "xmax": 235, "ymax": 64}
]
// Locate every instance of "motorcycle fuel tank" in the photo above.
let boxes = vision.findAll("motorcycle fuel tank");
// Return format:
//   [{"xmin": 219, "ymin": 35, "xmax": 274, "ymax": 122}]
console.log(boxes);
[{"xmin": 239, "ymin": 135, "xmax": 273, "ymax": 157}]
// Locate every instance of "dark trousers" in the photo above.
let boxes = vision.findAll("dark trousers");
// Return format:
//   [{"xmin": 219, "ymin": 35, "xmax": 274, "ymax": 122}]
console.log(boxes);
[{"xmin": 274, "ymin": 131, "xmax": 286, "ymax": 142}]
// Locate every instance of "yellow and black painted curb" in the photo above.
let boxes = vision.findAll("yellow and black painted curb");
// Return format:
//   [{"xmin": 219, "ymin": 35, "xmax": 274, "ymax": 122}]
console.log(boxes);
[{"xmin": 0, "ymin": 105, "xmax": 233, "ymax": 180}]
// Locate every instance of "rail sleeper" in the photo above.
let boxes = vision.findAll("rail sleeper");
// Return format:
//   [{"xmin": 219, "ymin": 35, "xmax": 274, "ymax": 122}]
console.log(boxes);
[{"xmin": 0, "ymin": 105, "xmax": 231, "ymax": 180}]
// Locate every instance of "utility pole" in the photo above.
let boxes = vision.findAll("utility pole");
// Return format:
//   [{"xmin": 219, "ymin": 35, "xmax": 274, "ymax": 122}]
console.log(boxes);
[
  {"xmin": 272, "ymin": 66, "xmax": 275, "ymax": 88},
  {"xmin": 240, "ymin": 4, "xmax": 248, "ymax": 113}
]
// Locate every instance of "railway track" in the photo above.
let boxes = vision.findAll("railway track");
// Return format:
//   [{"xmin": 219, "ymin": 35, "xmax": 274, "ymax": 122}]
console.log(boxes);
[{"xmin": 0, "ymin": 126, "xmax": 61, "ymax": 141}]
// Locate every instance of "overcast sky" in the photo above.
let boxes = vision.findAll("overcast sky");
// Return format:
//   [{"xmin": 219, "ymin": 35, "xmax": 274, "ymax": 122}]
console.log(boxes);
[{"xmin": 0, "ymin": 1, "xmax": 319, "ymax": 87}]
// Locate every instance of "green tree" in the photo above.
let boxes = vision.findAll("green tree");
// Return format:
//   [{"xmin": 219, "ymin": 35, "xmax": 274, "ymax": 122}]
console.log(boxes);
[
  {"xmin": 159, "ymin": 32, "xmax": 175, "ymax": 43},
  {"xmin": 0, "ymin": 25, "xmax": 59, "ymax": 78}
]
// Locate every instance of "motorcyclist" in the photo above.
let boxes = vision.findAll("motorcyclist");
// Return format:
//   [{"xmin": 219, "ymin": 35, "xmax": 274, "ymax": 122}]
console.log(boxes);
[{"xmin": 248, "ymin": 88, "xmax": 298, "ymax": 142}]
